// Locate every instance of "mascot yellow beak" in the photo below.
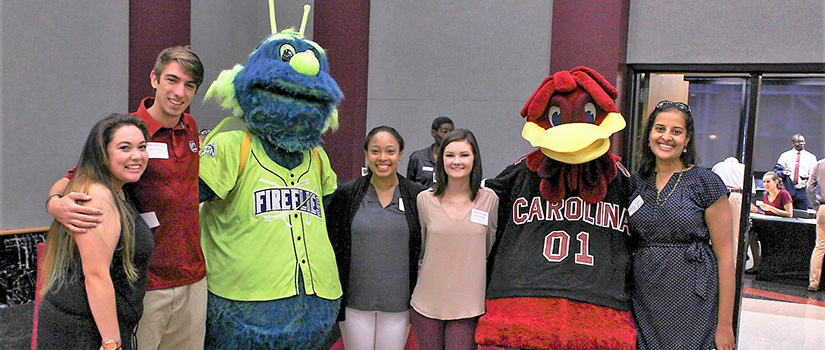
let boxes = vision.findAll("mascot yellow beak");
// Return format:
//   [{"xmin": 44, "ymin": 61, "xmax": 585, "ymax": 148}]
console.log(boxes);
[{"xmin": 521, "ymin": 112, "xmax": 625, "ymax": 164}]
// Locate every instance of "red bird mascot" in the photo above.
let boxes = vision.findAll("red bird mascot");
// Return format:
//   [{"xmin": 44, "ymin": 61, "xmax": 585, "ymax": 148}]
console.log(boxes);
[{"xmin": 475, "ymin": 66, "xmax": 636, "ymax": 350}]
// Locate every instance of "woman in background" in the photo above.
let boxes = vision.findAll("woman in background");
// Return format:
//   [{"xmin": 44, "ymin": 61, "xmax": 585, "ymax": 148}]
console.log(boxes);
[
  {"xmin": 745, "ymin": 171, "xmax": 794, "ymax": 275},
  {"xmin": 410, "ymin": 129, "xmax": 498, "ymax": 350},
  {"xmin": 628, "ymin": 101, "xmax": 735, "ymax": 350},
  {"xmin": 37, "ymin": 114, "xmax": 154, "ymax": 350},
  {"xmin": 754, "ymin": 171, "xmax": 793, "ymax": 217},
  {"xmin": 328, "ymin": 126, "xmax": 425, "ymax": 350}
]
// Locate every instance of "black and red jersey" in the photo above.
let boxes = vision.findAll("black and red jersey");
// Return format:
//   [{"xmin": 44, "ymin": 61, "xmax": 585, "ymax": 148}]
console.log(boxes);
[{"xmin": 484, "ymin": 158, "xmax": 632, "ymax": 311}]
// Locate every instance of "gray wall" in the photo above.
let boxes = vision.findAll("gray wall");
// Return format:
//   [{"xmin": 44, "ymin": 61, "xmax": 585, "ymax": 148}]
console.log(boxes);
[
  {"xmin": 0, "ymin": 1, "xmax": 129, "ymax": 230},
  {"xmin": 627, "ymin": 0, "xmax": 825, "ymax": 64},
  {"xmin": 366, "ymin": 1, "xmax": 552, "ymax": 178},
  {"xmin": 5, "ymin": 0, "xmax": 825, "ymax": 230},
  {"xmin": 0, "ymin": 1, "xmax": 310, "ymax": 230},
  {"xmin": 190, "ymin": 0, "xmax": 314, "ymax": 134}
]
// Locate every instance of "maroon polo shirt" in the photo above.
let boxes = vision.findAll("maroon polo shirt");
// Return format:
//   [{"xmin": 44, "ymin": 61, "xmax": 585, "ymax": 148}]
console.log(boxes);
[{"xmin": 132, "ymin": 97, "xmax": 205, "ymax": 290}]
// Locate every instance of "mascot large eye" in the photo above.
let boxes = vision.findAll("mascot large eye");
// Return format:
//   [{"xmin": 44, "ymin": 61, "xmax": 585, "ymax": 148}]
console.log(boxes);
[
  {"xmin": 279, "ymin": 44, "xmax": 296, "ymax": 62},
  {"xmin": 548, "ymin": 106, "xmax": 562, "ymax": 127},
  {"xmin": 584, "ymin": 102, "xmax": 597, "ymax": 124}
]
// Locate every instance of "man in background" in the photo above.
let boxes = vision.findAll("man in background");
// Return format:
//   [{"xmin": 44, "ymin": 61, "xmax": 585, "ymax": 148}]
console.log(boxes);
[
  {"xmin": 806, "ymin": 157, "xmax": 825, "ymax": 291},
  {"xmin": 712, "ymin": 156, "xmax": 754, "ymax": 266},
  {"xmin": 406, "ymin": 116, "xmax": 454, "ymax": 188},
  {"xmin": 46, "ymin": 46, "xmax": 207, "ymax": 349},
  {"xmin": 777, "ymin": 134, "xmax": 817, "ymax": 209}
]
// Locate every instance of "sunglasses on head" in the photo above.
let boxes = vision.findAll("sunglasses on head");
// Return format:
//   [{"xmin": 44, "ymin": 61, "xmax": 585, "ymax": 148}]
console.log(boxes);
[{"xmin": 655, "ymin": 100, "xmax": 692, "ymax": 114}]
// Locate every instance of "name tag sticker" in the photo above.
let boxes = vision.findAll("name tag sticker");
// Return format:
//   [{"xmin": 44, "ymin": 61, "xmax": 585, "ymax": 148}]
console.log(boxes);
[
  {"xmin": 470, "ymin": 209, "xmax": 489, "ymax": 226},
  {"xmin": 147, "ymin": 142, "xmax": 169, "ymax": 159},
  {"xmin": 399, "ymin": 198, "xmax": 405, "ymax": 212},
  {"xmin": 628, "ymin": 195, "xmax": 644, "ymax": 217},
  {"xmin": 140, "ymin": 211, "xmax": 160, "ymax": 228},
  {"xmin": 422, "ymin": 166, "xmax": 434, "ymax": 172}
]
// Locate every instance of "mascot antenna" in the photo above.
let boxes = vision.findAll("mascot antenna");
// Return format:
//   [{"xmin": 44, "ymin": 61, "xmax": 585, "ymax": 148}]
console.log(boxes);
[{"xmin": 269, "ymin": 1, "xmax": 312, "ymax": 36}]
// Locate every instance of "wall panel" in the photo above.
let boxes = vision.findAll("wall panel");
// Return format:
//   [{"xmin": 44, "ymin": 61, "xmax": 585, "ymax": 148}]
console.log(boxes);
[
  {"xmin": 628, "ymin": 0, "xmax": 825, "ymax": 64},
  {"xmin": 0, "ymin": 1, "xmax": 129, "ymax": 230},
  {"xmin": 366, "ymin": 0, "xmax": 552, "ymax": 178}
]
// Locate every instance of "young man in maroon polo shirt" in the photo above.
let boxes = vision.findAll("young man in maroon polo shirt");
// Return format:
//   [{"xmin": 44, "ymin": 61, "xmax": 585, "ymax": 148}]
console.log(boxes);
[{"xmin": 46, "ymin": 46, "xmax": 207, "ymax": 349}]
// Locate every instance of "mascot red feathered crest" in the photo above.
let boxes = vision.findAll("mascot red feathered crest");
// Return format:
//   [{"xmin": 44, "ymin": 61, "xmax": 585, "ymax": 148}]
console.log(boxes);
[{"xmin": 521, "ymin": 66, "xmax": 626, "ymax": 204}]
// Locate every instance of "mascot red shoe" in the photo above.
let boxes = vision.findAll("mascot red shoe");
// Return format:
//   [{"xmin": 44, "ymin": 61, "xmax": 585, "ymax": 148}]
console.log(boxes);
[{"xmin": 476, "ymin": 67, "xmax": 636, "ymax": 350}]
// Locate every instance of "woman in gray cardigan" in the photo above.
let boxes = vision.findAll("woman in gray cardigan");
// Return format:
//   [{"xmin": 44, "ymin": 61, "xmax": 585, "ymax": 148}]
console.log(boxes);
[{"xmin": 327, "ymin": 126, "xmax": 425, "ymax": 350}]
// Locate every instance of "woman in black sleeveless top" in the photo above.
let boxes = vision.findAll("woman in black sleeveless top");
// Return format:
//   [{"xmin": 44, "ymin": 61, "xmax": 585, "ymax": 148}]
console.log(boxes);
[{"xmin": 37, "ymin": 114, "xmax": 154, "ymax": 350}]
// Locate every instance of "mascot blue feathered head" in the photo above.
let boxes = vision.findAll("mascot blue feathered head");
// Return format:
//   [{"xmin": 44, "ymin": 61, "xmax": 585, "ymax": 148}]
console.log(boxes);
[{"xmin": 205, "ymin": 5, "xmax": 343, "ymax": 152}]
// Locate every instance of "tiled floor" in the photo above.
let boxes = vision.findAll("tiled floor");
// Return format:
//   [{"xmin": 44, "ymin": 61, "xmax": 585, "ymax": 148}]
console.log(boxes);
[{"xmin": 739, "ymin": 274, "xmax": 825, "ymax": 350}]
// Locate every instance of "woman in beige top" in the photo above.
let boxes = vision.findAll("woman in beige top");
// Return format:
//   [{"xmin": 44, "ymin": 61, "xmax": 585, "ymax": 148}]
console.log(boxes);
[{"xmin": 410, "ymin": 129, "xmax": 498, "ymax": 350}]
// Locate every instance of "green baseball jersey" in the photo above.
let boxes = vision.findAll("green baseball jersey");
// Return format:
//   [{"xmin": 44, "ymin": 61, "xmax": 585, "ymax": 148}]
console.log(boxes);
[{"xmin": 199, "ymin": 130, "xmax": 341, "ymax": 301}]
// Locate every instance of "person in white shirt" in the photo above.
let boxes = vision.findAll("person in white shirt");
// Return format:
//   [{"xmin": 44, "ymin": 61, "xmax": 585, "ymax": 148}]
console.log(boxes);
[
  {"xmin": 711, "ymin": 156, "xmax": 755, "ymax": 266},
  {"xmin": 776, "ymin": 134, "xmax": 817, "ymax": 209}
]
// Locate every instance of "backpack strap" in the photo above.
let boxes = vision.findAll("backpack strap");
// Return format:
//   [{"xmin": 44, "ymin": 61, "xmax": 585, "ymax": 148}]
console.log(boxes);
[
  {"xmin": 238, "ymin": 130, "xmax": 253, "ymax": 177},
  {"xmin": 312, "ymin": 147, "xmax": 322, "ymax": 176}
]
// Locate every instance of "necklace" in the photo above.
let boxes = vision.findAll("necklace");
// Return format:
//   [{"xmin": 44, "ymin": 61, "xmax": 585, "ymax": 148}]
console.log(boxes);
[{"xmin": 656, "ymin": 169, "xmax": 684, "ymax": 206}]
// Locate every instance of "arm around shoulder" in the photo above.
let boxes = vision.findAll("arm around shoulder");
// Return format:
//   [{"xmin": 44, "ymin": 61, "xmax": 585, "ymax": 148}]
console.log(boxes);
[{"xmin": 47, "ymin": 177, "xmax": 103, "ymax": 233}]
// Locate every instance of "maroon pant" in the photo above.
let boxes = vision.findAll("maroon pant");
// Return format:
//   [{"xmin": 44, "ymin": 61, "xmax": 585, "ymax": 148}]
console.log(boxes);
[{"xmin": 410, "ymin": 308, "xmax": 478, "ymax": 350}]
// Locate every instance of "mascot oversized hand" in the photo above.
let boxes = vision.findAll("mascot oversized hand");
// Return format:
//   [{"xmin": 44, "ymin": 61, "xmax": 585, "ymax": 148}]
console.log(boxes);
[
  {"xmin": 476, "ymin": 67, "xmax": 636, "ymax": 350},
  {"xmin": 198, "ymin": 4, "xmax": 343, "ymax": 350}
]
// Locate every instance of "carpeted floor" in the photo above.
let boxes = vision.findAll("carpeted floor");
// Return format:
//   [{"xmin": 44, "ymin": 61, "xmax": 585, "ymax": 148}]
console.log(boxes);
[
  {"xmin": 0, "ymin": 303, "xmax": 505, "ymax": 350},
  {"xmin": 0, "ymin": 303, "xmax": 340, "ymax": 350}
]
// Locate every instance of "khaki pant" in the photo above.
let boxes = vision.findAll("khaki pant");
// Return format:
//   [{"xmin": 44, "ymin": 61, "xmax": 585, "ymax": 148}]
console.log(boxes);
[
  {"xmin": 136, "ymin": 278, "xmax": 207, "ymax": 350},
  {"xmin": 810, "ymin": 206, "xmax": 825, "ymax": 288},
  {"xmin": 728, "ymin": 192, "xmax": 743, "ymax": 266}
]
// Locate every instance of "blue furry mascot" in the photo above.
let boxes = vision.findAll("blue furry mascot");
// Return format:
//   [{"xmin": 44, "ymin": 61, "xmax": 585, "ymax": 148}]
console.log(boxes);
[{"xmin": 198, "ymin": 3, "xmax": 343, "ymax": 349}]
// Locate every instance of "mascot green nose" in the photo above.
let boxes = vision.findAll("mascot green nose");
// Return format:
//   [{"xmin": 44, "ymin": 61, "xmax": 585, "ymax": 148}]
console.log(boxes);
[{"xmin": 290, "ymin": 50, "xmax": 320, "ymax": 76}]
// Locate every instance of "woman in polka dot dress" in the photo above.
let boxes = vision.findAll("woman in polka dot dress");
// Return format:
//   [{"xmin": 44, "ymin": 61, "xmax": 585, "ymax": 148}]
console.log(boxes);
[{"xmin": 627, "ymin": 101, "xmax": 736, "ymax": 350}]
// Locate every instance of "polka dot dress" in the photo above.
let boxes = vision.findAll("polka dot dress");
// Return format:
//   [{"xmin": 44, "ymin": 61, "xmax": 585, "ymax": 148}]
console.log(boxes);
[{"xmin": 628, "ymin": 167, "xmax": 728, "ymax": 350}]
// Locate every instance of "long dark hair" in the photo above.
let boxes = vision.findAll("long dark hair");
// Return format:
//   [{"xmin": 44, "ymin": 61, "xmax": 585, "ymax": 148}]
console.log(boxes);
[
  {"xmin": 637, "ymin": 101, "xmax": 698, "ymax": 177},
  {"xmin": 433, "ymin": 129, "xmax": 483, "ymax": 200},
  {"xmin": 41, "ymin": 113, "xmax": 149, "ymax": 293}
]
